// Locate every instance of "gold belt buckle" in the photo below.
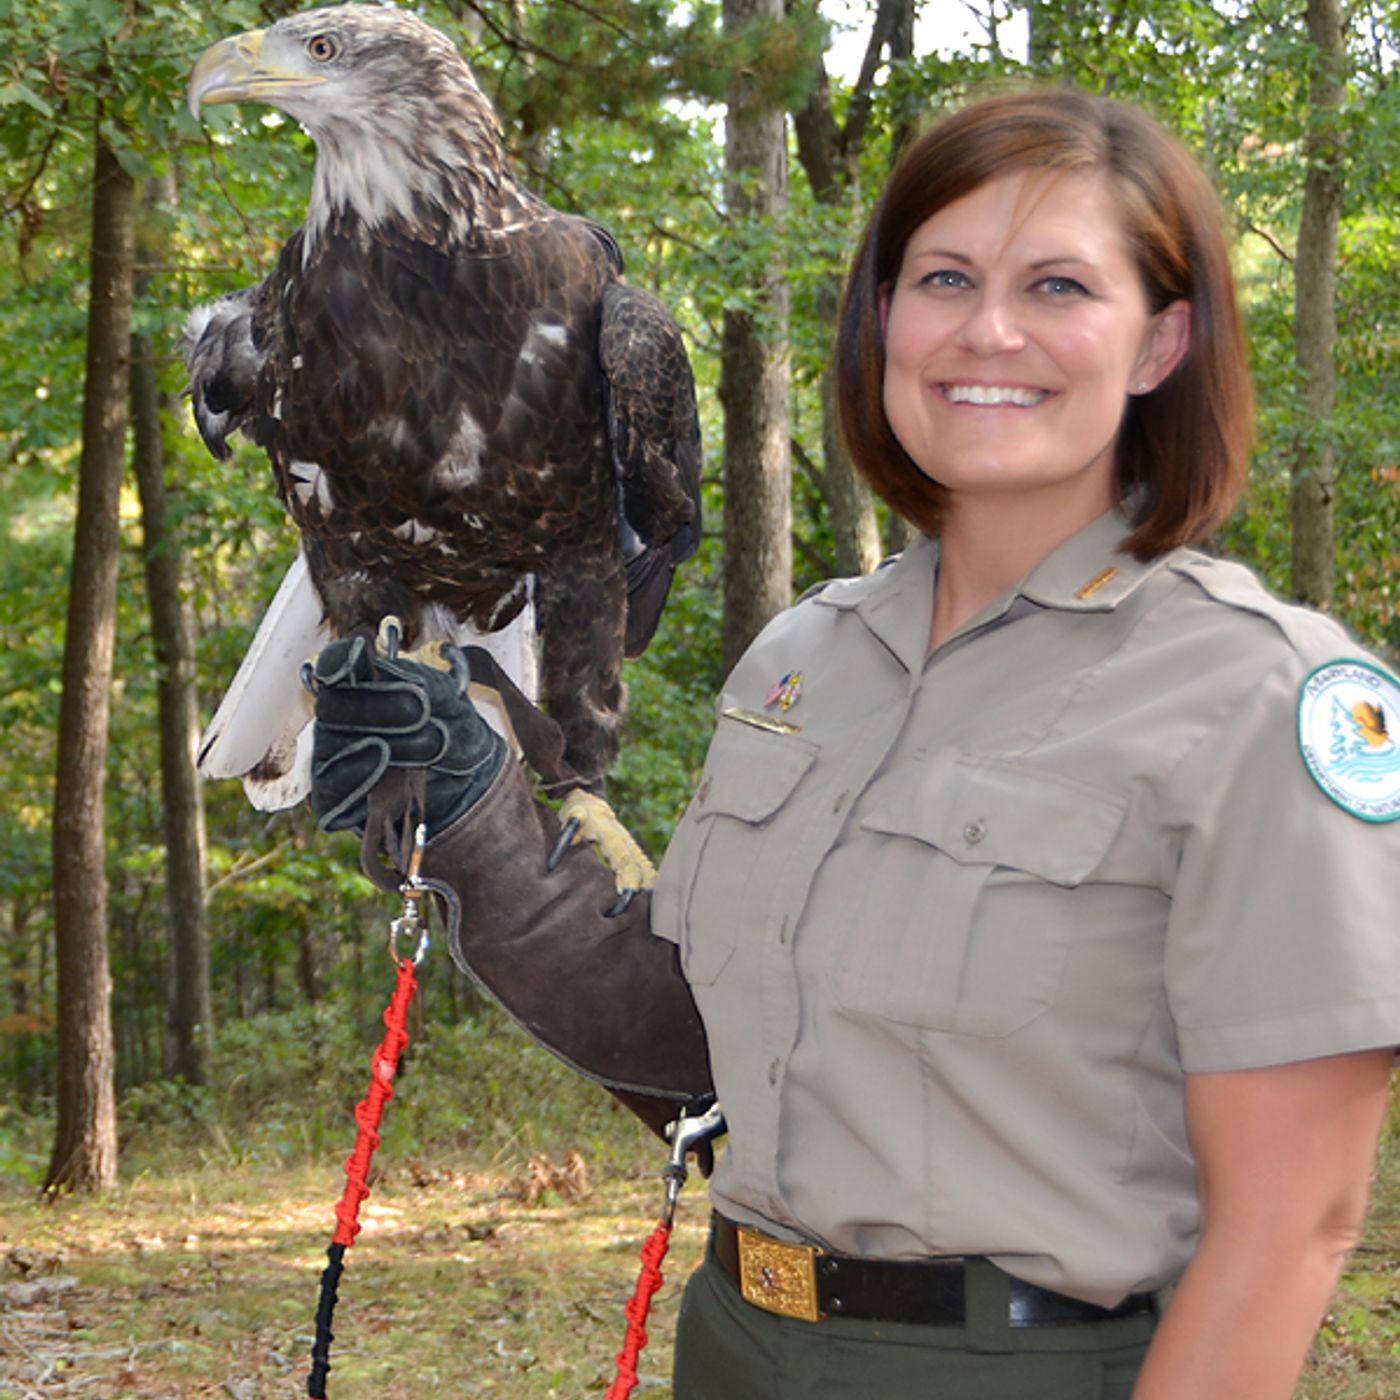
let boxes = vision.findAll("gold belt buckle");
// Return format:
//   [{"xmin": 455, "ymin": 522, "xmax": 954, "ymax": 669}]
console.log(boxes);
[{"xmin": 735, "ymin": 1225, "xmax": 823, "ymax": 1322}]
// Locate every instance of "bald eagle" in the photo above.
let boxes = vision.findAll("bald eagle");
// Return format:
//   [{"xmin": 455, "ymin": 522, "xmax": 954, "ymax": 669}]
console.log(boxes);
[{"xmin": 185, "ymin": 4, "xmax": 701, "ymax": 887}]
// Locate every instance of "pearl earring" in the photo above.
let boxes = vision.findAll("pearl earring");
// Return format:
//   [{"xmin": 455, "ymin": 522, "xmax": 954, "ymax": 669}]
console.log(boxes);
[{"xmin": 1135, "ymin": 381, "xmax": 1149, "ymax": 393}]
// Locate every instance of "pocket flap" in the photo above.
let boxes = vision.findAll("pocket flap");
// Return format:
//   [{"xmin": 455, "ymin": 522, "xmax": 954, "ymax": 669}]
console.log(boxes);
[
  {"xmin": 694, "ymin": 714, "xmax": 819, "ymax": 824},
  {"xmin": 861, "ymin": 750, "xmax": 1126, "ymax": 886}
]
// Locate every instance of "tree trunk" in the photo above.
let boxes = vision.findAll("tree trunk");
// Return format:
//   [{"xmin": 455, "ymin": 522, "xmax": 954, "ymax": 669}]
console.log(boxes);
[
  {"xmin": 46, "ymin": 116, "xmax": 134, "ymax": 1194},
  {"xmin": 131, "ymin": 329, "xmax": 212, "ymax": 1084},
  {"xmin": 818, "ymin": 284, "xmax": 881, "ymax": 577},
  {"xmin": 1292, "ymin": 0, "xmax": 1345, "ymax": 608},
  {"xmin": 130, "ymin": 174, "xmax": 212, "ymax": 1085},
  {"xmin": 720, "ymin": 0, "xmax": 792, "ymax": 671},
  {"xmin": 296, "ymin": 919, "xmax": 322, "ymax": 1004},
  {"xmin": 788, "ymin": 0, "xmax": 915, "ymax": 579}
]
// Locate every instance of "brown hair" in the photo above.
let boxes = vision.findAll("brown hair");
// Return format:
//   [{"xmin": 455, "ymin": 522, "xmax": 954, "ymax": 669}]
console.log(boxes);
[{"xmin": 835, "ymin": 87, "xmax": 1252, "ymax": 558}]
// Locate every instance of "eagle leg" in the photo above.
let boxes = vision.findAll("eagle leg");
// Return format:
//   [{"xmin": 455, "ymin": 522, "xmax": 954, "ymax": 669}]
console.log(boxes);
[
  {"xmin": 374, "ymin": 614, "xmax": 525, "ymax": 758},
  {"xmin": 553, "ymin": 788, "xmax": 657, "ymax": 901},
  {"xmin": 376, "ymin": 614, "xmax": 455, "ymax": 675}
]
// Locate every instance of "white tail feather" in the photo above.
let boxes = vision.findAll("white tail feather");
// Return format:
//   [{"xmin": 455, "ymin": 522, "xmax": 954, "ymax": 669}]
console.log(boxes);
[
  {"xmin": 198, "ymin": 552, "xmax": 327, "ymax": 810},
  {"xmin": 200, "ymin": 553, "xmax": 538, "ymax": 812}
]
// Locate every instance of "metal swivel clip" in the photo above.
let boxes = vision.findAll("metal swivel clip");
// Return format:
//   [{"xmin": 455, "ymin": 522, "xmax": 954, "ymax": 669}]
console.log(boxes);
[{"xmin": 661, "ymin": 1098, "xmax": 727, "ymax": 1228}]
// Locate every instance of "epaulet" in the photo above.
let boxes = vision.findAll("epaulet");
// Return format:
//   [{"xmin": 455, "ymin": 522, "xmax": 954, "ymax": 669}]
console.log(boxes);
[
  {"xmin": 796, "ymin": 554, "xmax": 900, "ymax": 606},
  {"xmin": 1166, "ymin": 552, "xmax": 1356, "ymax": 659}
]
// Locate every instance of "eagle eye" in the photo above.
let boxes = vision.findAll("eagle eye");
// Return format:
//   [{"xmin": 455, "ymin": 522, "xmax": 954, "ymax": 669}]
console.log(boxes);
[{"xmin": 306, "ymin": 33, "xmax": 339, "ymax": 63}]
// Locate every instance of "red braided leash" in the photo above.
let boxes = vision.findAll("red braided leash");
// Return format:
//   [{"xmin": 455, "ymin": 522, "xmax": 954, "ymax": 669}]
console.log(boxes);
[
  {"xmin": 606, "ymin": 1221, "xmax": 673, "ymax": 1400},
  {"xmin": 307, "ymin": 955, "xmax": 418, "ymax": 1397},
  {"xmin": 605, "ymin": 1098, "xmax": 726, "ymax": 1398},
  {"xmin": 335, "ymin": 956, "xmax": 418, "ymax": 1244}
]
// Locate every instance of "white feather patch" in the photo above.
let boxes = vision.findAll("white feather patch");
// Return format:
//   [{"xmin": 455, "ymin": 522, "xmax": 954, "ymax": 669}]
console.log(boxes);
[
  {"xmin": 432, "ymin": 411, "xmax": 486, "ymax": 490},
  {"xmin": 288, "ymin": 460, "xmax": 331, "ymax": 510},
  {"xmin": 202, "ymin": 554, "xmax": 540, "ymax": 813},
  {"xmin": 393, "ymin": 518, "xmax": 440, "ymax": 544},
  {"xmin": 420, "ymin": 594, "xmax": 539, "ymax": 747},
  {"xmin": 198, "ymin": 551, "xmax": 328, "ymax": 810},
  {"xmin": 531, "ymin": 320, "xmax": 568, "ymax": 347}
]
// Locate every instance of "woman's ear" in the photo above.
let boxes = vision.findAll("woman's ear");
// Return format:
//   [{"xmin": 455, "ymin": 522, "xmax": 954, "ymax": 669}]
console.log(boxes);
[
  {"xmin": 878, "ymin": 284, "xmax": 891, "ymax": 338},
  {"xmin": 1133, "ymin": 299, "xmax": 1191, "ymax": 394}
]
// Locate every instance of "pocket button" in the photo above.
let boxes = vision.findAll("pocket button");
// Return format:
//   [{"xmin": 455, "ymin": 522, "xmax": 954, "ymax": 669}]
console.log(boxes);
[{"xmin": 962, "ymin": 818, "xmax": 987, "ymax": 846}]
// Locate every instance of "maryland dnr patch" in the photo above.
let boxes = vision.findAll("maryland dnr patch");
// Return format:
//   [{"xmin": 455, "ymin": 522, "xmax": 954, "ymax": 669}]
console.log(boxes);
[{"xmin": 1297, "ymin": 659, "xmax": 1400, "ymax": 822}]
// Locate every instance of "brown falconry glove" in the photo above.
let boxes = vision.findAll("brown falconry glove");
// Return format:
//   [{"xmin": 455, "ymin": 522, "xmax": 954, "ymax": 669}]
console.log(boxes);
[
  {"xmin": 309, "ymin": 641, "xmax": 713, "ymax": 1138},
  {"xmin": 418, "ymin": 756, "xmax": 713, "ymax": 1138}
]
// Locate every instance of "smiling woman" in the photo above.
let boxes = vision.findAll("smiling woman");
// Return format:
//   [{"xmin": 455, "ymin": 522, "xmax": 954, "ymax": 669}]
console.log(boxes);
[
  {"xmin": 881, "ymin": 170, "xmax": 1189, "ymax": 559},
  {"xmin": 838, "ymin": 90, "xmax": 1251, "ymax": 565}
]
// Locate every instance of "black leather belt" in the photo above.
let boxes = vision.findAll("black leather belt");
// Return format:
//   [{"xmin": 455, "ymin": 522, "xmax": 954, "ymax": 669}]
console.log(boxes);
[{"xmin": 711, "ymin": 1214, "xmax": 1155, "ymax": 1327}]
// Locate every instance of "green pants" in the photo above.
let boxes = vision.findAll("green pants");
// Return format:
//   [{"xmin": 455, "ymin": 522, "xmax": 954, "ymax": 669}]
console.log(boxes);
[{"xmin": 673, "ymin": 1248, "xmax": 1158, "ymax": 1400}]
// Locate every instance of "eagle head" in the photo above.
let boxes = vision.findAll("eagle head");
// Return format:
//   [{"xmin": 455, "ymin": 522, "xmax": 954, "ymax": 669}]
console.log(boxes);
[{"xmin": 188, "ymin": 4, "xmax": 517, "ymax": 244}]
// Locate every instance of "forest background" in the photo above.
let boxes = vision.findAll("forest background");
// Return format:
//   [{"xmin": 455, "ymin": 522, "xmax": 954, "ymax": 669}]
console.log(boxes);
[{"xmin": 1, "ymin": 0, "xmax": 1399, "ymax": 1393}]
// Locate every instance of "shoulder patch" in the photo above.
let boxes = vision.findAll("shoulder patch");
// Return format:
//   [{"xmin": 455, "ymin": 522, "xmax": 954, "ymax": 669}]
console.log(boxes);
[{"xmin": 1297, "ymin": 659, "xmax": 1400, "ymax": 822}]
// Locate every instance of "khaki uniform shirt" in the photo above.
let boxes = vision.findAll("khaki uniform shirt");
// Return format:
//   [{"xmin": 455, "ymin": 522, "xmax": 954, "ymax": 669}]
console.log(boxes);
[{"xmin": 651, "ymin": 507, "xmax": 1400, "ymax": 1307}]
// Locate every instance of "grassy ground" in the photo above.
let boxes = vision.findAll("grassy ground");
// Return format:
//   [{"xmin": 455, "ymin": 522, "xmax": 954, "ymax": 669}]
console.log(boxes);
[
  {"xmin": 1, "ymin": 1017, "xmax": 1398, "ymax": 1398},
  {"xmin": 0, "ymin": 1153, "xmax": 708, "ymax": 1397}
]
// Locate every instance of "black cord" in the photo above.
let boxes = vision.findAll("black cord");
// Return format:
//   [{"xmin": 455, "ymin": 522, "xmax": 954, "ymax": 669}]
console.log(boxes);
[{"xmin": 307, "ymin": 1242, "xmax": 347, "ymax": 1397}]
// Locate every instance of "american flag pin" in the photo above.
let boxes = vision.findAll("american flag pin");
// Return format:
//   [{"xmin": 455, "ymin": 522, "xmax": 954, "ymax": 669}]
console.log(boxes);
[{"xmin": 764, "ymin": 671, "xmax": 803, "ymax": 713}]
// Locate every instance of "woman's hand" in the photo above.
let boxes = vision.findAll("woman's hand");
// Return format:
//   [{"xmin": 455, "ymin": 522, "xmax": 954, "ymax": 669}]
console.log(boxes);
[
  {"xmin": 308, "ymin": 636, "xmax": 505, "ymax": 836},
  {"xmin": 1132, "ymin": 1048, "xmax": 1394, "ymax": 1399}
]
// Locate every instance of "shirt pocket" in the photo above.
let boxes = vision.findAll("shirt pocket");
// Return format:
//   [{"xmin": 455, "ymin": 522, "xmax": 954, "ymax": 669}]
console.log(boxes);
[
  {"xmin": 676, "ymin": 716, "xmax": 819, "ymax": 986},
  {"xmin": 837, "ymin": 750, "xmax": 1126, "ymax": 1037}
]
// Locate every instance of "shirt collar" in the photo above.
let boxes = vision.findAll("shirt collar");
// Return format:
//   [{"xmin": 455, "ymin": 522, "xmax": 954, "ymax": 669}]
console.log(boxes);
[
  {"xmin": 812, "ymin": 506, "xmax": 1172, "ymax": 675},
  {"xmin": 811, "ymin": 534, "xmax": 936, "ymax": 676},
  {"xmin": 1014, "ymin": 505, "xmax": 1171, "ymax": 613}
]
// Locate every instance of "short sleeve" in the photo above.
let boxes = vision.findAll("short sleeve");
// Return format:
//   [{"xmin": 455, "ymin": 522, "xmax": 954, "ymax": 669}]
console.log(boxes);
[
  {"xmin": 1164, "ymin": 649, "xmax": 1400, "ymax": 1071},
  {"xmin": 650, "ymin": 797, "xmax": 702, "ymax": 945}
]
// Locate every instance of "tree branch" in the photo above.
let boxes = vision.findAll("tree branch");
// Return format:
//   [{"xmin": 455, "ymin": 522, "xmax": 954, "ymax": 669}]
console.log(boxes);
[
  {"xmin": 204, "ymin": 845, "xmax": 285, "ymax": 903},
  {"xmin": 1244, "ymin": 218, "xmax": 1294, "ymax": 264}
]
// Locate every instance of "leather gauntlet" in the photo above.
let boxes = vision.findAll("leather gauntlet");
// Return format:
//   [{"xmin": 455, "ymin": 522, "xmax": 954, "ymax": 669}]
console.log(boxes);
[{"xmin": 418, "ymin": 755, "xmax": 714, "ymax": 1138}]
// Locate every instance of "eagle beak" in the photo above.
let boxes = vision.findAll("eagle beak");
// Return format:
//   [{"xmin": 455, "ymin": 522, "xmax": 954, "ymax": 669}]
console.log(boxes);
[{"xmin": 187, "ymin": 30, "xmax": 327, "ymax": 120}]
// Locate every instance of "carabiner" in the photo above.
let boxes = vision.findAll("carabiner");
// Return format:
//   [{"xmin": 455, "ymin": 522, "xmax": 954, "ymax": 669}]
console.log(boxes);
[
  {"xmin": 389, "ymin": 823, "xmax": 431, "ymax": 965},
  {"xmin": 661, "ymin": 1099, "xmax": 727, "ymax": 1227}
]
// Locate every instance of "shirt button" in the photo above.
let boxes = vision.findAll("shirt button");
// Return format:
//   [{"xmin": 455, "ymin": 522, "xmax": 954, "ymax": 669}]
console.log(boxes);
[
  {"xmin": 831, "ymin": 790, "xmax": 848, "ymax": 813},
  {"xmin": 698, "ymin": 777, "xmax": 711, "ymax": 803},
  {"xmin": 963, "ymin": 819, "xmax": 987, "ymax": 845},
  {"xmin": 768, "ymin": 1059, "xmax": 780, "ymax": 1086}
]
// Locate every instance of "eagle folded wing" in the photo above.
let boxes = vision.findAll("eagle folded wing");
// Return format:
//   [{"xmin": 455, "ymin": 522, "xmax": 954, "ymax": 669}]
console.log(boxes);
[
  {"xmin": 182, "ymin": 289, "xmax": 264, "ymax": 461},
  {"xmin": 600, "ymin": 281, "xmax": 703, "ymax": 657}
]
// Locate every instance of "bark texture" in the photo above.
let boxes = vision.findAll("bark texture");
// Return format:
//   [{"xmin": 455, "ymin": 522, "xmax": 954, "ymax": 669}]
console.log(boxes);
[
  {"xmin": 46, "ymin": 120, "xmax": 133, "ymax": 1194},
  {"xmin": 130, "ymin": 172, "xmax": 211, "ymax": 1086},
  {"xmin": 720, "ymin": 0, "xmax": 792, "ymax": 672},
  {"xmin": 131, "ymin": 328, "xmax": 211, "ymax": 1085},
  {"xmin": 1292, "ymin": 0, "xmax": 1345, "ymax": 608},
  {"xmin": 790, "ymin": 0, "xmax": 917, "ymax": 578}
]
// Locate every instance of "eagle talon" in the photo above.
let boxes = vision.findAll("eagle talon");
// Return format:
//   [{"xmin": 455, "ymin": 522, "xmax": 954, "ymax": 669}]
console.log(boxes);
[
  {"xmin": 547, "ymin": 817, "xmax": 582, "ymax": 874},
  {"xmin": 605, "ymin": 888, "xmax": 637, "ymax": 918},
  {"xmin": 376, "ymin": 615, "xmax": 403, "ymax": 660},
  {"xmin": 556, "ymin": 789, "xmax": 656, "ymax": 898}
]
